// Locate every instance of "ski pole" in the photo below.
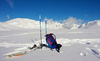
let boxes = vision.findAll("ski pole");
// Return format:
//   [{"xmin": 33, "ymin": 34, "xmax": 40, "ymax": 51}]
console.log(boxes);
[
  {"xmin": 45, "ymin": 17, "xmax": 48, "ymax": 47},
  {"xmin": 45, "ymin": 17, "xmax": 47, "ymax": 35},
  {"xmin": 39, "ymin": 15, "xmax": 42, "ymax": 45}
]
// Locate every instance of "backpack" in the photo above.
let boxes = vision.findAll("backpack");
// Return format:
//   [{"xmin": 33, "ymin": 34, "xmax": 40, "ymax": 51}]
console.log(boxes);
[{"xmin": 45, "ymin": 33, "xmax": 57, "ymax": 49}]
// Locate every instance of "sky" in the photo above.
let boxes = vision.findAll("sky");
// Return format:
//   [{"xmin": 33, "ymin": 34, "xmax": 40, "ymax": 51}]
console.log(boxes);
[{"xmin": 0, "ymin": 0, "xmax": 100, "ymax": 23}]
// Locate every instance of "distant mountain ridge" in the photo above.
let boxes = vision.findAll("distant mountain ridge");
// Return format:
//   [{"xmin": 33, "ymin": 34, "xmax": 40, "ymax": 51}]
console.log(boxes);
[
  {"xmin": 79, "ymin": 20, "xmax": 100, "ymax": 29},
  {"xmin": 0, "ymin": 18, "xmax": 100, "ymax": 30},
  {"xmin": 0, "ymin": 18, "xmax": 63, "ymax": 29}
]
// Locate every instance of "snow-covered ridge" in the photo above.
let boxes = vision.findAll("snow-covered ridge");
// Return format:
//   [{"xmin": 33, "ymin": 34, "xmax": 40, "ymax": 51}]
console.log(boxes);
[
  {"xmin": 3, "ymin": 18, "xmax": 40, "ymax": 29},
  {"xmin": 0, "ymin": 22, "xmax": 10, "ymax": 31},
  {"xmin": 79, "ymin": 20, "xmax": 100, "ymax": 29},
  {"xmin": 63, "ymin": 23, "xmax": 80, "ymax": 29},
  {"xmin": 95, "ymin": 20, "xmax": 100, "ymax": 25},
  {"xmin": 0, "ymin": 18, "xmax": 63, "ymax": 29},
  {"xmin": 0, "ymin": 18, "xmax": 100, "ymax": 30}
]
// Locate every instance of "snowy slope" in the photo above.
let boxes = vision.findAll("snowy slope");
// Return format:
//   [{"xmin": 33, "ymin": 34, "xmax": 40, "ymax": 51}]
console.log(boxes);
[
  {"xmin": 0, "ymin": 22, "xmax": 10, "ymax": 31},
  {"xmin": 63, "ymin": 23, "xmax": 80, "ymax": 29},
  {"xmin": 3, "ymin": 18, "xmax": 40, "ymax": 29},
  {"xmin": 79, "ymin": 20, "xmax": 100, "ymax": 29},
  {"xmin": 1, "ymin": 18, "xmax": 63, "ymax": 29},
  {"xmin": 0, "ymin": 28, "xmax": 100, "ymax": 61},
  {"xmin": 1, "ymin": 18, "xmax": 100, "ymax": 30},
  {"xmin": 0, "ymin": 18, "xmax": 100, "ymax": 61}
]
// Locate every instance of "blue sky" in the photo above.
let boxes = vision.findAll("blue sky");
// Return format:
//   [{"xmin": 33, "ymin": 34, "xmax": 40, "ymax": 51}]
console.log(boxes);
[{"xmin": 0, "ymin": 0, "xmax": 100, "ymax": 23}]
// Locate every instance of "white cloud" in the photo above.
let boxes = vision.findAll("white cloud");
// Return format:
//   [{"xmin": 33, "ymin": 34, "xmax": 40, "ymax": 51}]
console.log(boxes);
[
  {"xmin": 62, "ymin": 17, "xmax": 83, "ymax": 29},
  {"xmin": 5, "ymin": 0, "xmax": 13, "ymax": 8}
]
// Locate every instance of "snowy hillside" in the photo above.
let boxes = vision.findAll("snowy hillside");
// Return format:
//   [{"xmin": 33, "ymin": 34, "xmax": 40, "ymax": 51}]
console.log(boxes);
[
  {"xmin": 0, "ymin": 22, "xmax": 10, "ymax": 31},
  {"xmin": 79, "ymin": 20, "xmax": 100, "ymax": 29},
  {"xmin": 3, "ymin": 18, "xmax": 40, "ymax": 29},
  {"xmin": 0, "ymin": 18, "xmax": 63, "ymax": 29},
  {"xmin": 1, "ymin": 18, "xmax": 100, "ymax": 30},
  {"xmin": 0, "ymin": 18, "xmax": 100, "ymax": 61},
  {"xmin": 63, "ymin": 23, "xmax": 80, "ymax": 29},
  {"xmin": 0, "ymin": 28, "xmax": 100, "ymax": 61}
]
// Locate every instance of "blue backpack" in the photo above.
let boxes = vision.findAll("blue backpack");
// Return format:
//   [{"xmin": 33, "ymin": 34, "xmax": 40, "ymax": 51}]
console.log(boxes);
[{"xmin": 45, "ymin": 33, "xmax": 57, "ymax": 49}]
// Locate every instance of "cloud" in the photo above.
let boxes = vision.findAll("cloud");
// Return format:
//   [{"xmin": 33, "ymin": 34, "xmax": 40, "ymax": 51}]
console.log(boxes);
[
  {"xmin": 5, "ymin": 0, "xmax": 13, "ymax": 8},
  {"xmin": 62, "ymin": 17, "xmax": 83, "ymax": 29}
]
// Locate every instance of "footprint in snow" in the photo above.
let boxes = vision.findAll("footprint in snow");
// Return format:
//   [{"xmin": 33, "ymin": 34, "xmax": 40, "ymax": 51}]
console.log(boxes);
[{"xmin": 80, "ymin": 51, "xmax": 88, "ymax": 56}]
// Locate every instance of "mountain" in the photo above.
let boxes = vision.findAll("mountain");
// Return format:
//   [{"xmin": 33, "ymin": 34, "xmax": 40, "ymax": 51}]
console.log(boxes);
[
  {"xmin": 0, "ymin": 22, "xmax": 10, "ymax": 31},
  {"xmin": 62, "ymin": 20, "xmax": 100, "ymax": 29},
  {"xmin": 3, "ymin": 18, "xmax": 39, "ymax": 29},
  {"xmin": 1, "ymin": 18, "xmax": 63, "ymax": 29},
  {"xmin": 78, "ymin": 20, "xmax": 100, "ymax": 29},
  {"xmin": 0, "ymin": 18, "xmax": 100, "ymax": 30},
  {"xmin": 63, "ymin": 23, "xmax": 80, "ymax": 29}
]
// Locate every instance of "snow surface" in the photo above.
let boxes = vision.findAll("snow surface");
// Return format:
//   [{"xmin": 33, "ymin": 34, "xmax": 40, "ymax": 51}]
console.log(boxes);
[{"xmin": 0, "ymin": 18, "xmax": 100, "ymax": 61}]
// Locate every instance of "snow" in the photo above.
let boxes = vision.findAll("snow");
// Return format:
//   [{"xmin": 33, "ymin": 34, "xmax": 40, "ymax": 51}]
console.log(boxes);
[
  {"xmin": 62, "ymin": 17, "xmax": 82, "ymax": 29},
  {"xmin": 79, "ymin": 20, "xmax": 100, "ymax": 29},
  {"xmin": 1, "ymin": 18, "xmax": 63, "ymax": 29},
  {"xmin": 0, "ymin": 18, "xmax": 100, "ymax": 61}
]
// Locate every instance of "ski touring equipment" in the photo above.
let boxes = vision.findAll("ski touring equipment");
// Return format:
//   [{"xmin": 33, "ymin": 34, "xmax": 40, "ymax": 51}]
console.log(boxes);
[
  {"xmin": 4, "ymin": 44, "xmax": 43, "ymax": 58},
  {"xmin": 45, "ymin": 33, "xmax": 62, "ymax": 52},
  {"xmin": 45, "ymin": 33, "xmax": 57, "ymax": 49},
  {"xmin": 45, "ymin": 17, "xmax": 47, "ymax": 35},
  {"xmin": 45, "ymin": 17, "xmax": 48, "ymax": 46},
  {"xmin": 4, "ymin": 51, "xmax": 27, "ymax": 58},
  {"xmin": 4, "ymin": 16, "xmax": 62, "ymax": 58},
  {"xmin": 39, "ymin": 15, "xmax": 42, "ymax": 45}
]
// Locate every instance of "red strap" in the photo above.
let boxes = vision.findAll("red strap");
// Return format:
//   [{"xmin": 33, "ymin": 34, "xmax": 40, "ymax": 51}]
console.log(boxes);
[{"xmin": 47, "ymin": 38, "xmax": 52, "ymax": 45}]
